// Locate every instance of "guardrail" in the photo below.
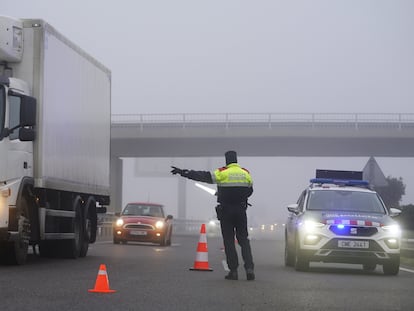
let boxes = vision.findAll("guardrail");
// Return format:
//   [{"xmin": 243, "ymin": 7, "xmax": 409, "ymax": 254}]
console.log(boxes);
[
  {"xmin": 96, "ymin": 218, "xmax": 414, "ymax": 257},
  {"xmin": 95, "ymin": 217, "xmax": 207, "ymax": 241},
  {"xmin": 402, "ymin": 230, "xmax": 414, "ymax": 255},
  {"xmin": 112, "ymin": 112, "xmax": 414, "ymax": 128}
]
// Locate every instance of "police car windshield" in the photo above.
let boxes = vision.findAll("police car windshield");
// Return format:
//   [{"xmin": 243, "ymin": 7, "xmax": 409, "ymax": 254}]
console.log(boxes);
[{"xmin": 307, "ymin": 190, "xmax": 386, "ymax": 213}]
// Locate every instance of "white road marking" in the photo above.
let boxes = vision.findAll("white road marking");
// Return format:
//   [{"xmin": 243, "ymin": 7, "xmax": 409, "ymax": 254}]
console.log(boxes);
[{"xmin": 400, "ymin": 267, "xmax": 414, "ymax": 273}]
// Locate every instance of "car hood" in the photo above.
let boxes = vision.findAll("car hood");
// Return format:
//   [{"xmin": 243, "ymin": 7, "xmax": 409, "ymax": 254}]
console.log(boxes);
[
  {"xmin": 304, "ymin": 210, "xmax": 396, "ymax": 227},
  {"xmin": 120, "ymin": 216, "xmax": 163, "ymax": 224}
]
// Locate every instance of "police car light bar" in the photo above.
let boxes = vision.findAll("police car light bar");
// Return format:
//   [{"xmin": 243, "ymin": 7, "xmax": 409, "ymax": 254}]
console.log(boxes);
[
  {"xmin": 310, "ymin": 178, "xmax": 369, "ymax": 187},
  {"xmin": 316, "ymin": 169, "xmax": 363, "ymax": 180}
]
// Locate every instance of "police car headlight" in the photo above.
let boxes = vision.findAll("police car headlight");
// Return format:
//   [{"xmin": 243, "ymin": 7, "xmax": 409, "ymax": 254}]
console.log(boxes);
[
  {"xmin": 381, "ymin": 224, "xmax": 401, "ymax": 236},
  {"xmin": 301, "ymin": 220, "xmax": 325, "ymax": 233},
  {"xmin": 116, "ymin": 218, "xmax": 124, "ymax": 227},
  {"xmin": 155, "ymin": 220, "xmax": 165, "ymax": 229}
]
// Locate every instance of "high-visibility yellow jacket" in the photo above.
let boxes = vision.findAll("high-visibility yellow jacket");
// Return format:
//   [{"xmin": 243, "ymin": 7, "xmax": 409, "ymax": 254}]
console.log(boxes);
[
  {"xmin": 212, "ymin": 163, "xmax": 253, "ymax": 205},
  {"xmin": 185, "ymin": 163, "xmax": 253, "ymax": 205}
]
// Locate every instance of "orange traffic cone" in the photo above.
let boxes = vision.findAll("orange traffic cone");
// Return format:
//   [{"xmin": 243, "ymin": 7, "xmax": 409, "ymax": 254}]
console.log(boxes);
[
  {"xmin": 88, "ymin": 264, "xmax": 116, "ymax": 293},
  {"xmin": 190, "ymin": 224, "xmax": 213, "ymax": 271}
]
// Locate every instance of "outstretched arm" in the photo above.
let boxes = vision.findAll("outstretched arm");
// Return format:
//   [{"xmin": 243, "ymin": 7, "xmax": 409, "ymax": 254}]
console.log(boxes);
[{"xmin": 171, "ymin": 166, "xmax": 213, "ymax": 184}]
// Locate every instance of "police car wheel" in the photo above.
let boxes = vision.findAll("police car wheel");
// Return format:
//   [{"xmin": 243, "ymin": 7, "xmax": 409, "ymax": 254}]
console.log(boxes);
[
  {"xmin": 284, "ymin": 237, "xmax": 295, "ymax": 267},
  {"xmin": 383, "ymin": 258, "xmax": 400, "ymax": 275},
  {"xmin": 294, "ymin": 239, "xmax": 309, "ymax": 271}
]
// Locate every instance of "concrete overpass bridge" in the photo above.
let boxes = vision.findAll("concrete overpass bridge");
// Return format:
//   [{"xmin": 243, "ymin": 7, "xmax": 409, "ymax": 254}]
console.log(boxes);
[{"xmin": 109, "ymin": 112, "xmax": 414, "ymax": 212}]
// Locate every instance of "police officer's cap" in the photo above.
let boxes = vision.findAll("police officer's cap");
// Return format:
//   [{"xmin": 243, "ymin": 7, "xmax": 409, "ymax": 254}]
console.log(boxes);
[{"xmin": 225, "ymin": 150, "xmax": 237, "ymax": 165}]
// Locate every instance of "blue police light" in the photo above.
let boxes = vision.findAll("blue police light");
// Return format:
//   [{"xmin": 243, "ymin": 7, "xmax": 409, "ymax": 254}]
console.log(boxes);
[
  {"xmin": 337, "ymin": 224, "xmax": 345, "ymax": 229},
  {"xmin": 310, "ymin": 178, "xmax": 369, "ymax": 187}
]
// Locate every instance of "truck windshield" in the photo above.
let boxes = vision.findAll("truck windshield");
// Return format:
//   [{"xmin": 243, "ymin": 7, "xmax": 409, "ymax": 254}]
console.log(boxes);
[
  {"xmin": 308, "ymin": 190, "xmax": 386, "ymax": 214},
  {"xmin": 0, "ymin": 86, "xmax": 5, "ymax": 139}
]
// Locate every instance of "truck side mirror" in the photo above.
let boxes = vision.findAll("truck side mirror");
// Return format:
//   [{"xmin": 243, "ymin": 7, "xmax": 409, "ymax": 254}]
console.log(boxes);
[
  {"xmin": 20, "ymin": 95, "xmax": 36, "ymax": 126},
  {"xmin": 19, "ymin": 127, "xmax": 35, "ymax": 141}
]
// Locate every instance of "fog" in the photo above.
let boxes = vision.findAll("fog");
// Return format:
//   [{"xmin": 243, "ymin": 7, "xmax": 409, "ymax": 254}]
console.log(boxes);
[
  {"xmin": 3, "ymin": 1, "xmax": 414, "ymax": 224},
  {"xmin": 122, "ymin": 156, "xmax": 414, "ymax": 225},
  {"xmin": 3, "ymin": 1, "xmax": 414, "ymax": 114}
]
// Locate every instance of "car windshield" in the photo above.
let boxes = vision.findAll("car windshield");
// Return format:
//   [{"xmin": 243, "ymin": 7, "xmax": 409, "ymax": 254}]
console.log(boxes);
[
  {"xmin": 122, "ymin": 204, "xmax": 164, "ymax": 217},
  {"xmin": 307, "ymin": 190, "xmax": 386, "ymax": 213}
]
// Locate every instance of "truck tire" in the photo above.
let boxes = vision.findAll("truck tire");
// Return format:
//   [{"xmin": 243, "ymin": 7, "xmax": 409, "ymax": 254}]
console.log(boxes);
[
  {"xmin": 5, "ymin": 194, "xmax": 31, "ymax": 264},
  {"xmin": 60, "ymin": 197, "xmax": 82, "ymax": 258},
  {"xmin": 79, "ymin": 197, "xmax": 96, "ymax": 257}
]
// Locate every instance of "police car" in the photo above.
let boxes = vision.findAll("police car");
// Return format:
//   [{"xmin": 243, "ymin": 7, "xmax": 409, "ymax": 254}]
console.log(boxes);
[{"xmin": 285, "ymin": 170, "xmax": 401, "ymax": 275}]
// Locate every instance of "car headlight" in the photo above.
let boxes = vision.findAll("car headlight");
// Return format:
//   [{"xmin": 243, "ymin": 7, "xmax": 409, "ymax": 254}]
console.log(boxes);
[
  {"xmin": 381, "ymin": 224, "xmax": 401, "ymax": 236},
  {"xmin": 301, "ymin": 220, "xmax": 325, "ymax": 232},
  {"xmin": 116, "ymin": 218, "xmax": 124, "ymax": 227},
  {"xmin": 155, "ymin": 220, "xmax": 165, "ymax": 229}
]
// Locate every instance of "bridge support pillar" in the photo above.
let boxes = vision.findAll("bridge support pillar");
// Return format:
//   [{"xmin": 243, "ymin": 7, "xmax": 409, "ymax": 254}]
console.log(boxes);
[
  {"xmin": 110, "ymin": 156, "xmax": 123, "ymax": 213},
  {"xmin": 177, "ymin": 178, "xmax": 187, "ymax": 219}
]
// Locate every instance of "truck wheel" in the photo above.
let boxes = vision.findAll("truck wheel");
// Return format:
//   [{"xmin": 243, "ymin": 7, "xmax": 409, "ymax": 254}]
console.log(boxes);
[
  {"xmin": 79, "ymin": 198, "xmax": 95, "ymax": 257},
  {"xmin": 61, "ymin": 197, "xmax": 82, "ymax": 258},
  {"xmin": 166, "ymin": 228, "xmax": 172, "ymax": 246},
  {"xmin": 7, "ymin": 195, "xmax": 31, "ymax": 265}
]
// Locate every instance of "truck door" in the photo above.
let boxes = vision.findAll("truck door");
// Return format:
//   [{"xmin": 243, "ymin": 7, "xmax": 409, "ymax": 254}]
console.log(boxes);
[{"xmin": 7, "ymin": 93, "xmax": 34, "ymax": 180}]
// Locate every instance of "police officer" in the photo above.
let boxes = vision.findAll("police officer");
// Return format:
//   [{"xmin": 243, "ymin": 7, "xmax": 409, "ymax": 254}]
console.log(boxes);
[{"xmin": 170, "ymin": 151, "xmax": 255, "ymax": 281}]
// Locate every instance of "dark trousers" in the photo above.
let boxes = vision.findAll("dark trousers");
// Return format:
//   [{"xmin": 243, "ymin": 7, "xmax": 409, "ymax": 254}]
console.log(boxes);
[{"xmin": 220, "ymin": 204, "xmax": 254, "ymax": 272}]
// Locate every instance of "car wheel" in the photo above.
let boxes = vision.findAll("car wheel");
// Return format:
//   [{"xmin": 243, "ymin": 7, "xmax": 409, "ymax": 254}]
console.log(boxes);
[
  {"xmin": 113, "ymin": 237, "xmax": 120, "ymax": 244},
  {"xmin": 362, "ymin": 262, "xmax": 376, "ymax": 271},
  {"xmin": 160, "ymin": 234, "xmax": 167, "ymax": 246},
  {"xmin": 294, "ymin": 238, "xmax": 309, "ymax": 272},
  {"xmin": 284, "ymin": 233, "xmax": 295, "ymax": 267},
  {"xmin": 383, "ymin": 258, "xmax": 400, "ymax": 275},
  {"xmin": 166, "ymin": 227, "xmax": 172, "ymax": 246}
]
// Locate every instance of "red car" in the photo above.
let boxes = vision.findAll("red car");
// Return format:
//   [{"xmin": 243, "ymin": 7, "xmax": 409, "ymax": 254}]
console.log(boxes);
[{"xmin": 113, "ymin": 202, "xmax": 173, "ymax": 246}]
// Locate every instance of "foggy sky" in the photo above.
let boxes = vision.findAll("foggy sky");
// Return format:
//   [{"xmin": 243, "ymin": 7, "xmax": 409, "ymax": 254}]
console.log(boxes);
[
  {"xmin": 3, "ymin": 1, "xmax": 414, "ymax": 223},
  {"xmin": 3, "ymin": 1, "xmax": 414, "ymax": 114},
  {"xmin": 123, "ymin": 156, "xmax": 414, "ymax": 224}
]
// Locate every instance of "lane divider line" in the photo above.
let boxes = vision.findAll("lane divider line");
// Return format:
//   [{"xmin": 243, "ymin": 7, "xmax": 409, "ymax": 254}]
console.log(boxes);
[{"xmin": 400, "ymin": 267, "xmax": 414, "ymax": 274}]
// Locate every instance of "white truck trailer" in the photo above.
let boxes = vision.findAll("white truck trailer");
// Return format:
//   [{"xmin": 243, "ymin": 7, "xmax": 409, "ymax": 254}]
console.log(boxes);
[{"xmin": 0, "ymin": 16, "xmax": 111, "ymax": 264}]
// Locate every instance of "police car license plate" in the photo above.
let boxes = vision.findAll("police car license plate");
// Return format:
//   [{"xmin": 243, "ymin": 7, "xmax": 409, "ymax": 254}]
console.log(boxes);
[
  {"xmin": 338, "ymin": 240, "xmax": 369, "ymax": 249},
  {"xmin": 130, "ymin": 231, "xmax": 147, "ymax": 236}
]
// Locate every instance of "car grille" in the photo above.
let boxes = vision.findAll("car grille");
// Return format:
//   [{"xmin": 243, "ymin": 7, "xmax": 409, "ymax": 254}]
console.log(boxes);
[
  {"xmin": 322, "ymin": 238, "xmax": 383, "ymax": 251},
  {"xmin": 125, "ymin": 224, "xmax": 154, "ymax": 230},
  {"xmin": 329, "ymin": 225, "xmax": 378, "ymax": 237}
]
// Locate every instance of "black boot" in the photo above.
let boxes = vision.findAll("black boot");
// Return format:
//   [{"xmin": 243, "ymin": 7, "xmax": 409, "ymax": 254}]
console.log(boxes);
[
  {"xmin": 246, "ymin": 269, "xmax": 255, "ymax": 281},
  {"xmin": 224, "ymin": 270, "xmax": 238, "ymax": 280}
]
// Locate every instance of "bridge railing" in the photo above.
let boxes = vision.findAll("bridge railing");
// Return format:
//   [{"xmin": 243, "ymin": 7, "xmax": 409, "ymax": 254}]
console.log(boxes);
[{"xmin": 112, "ymin": 113, "xmax": 414, "ymax": 129}]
